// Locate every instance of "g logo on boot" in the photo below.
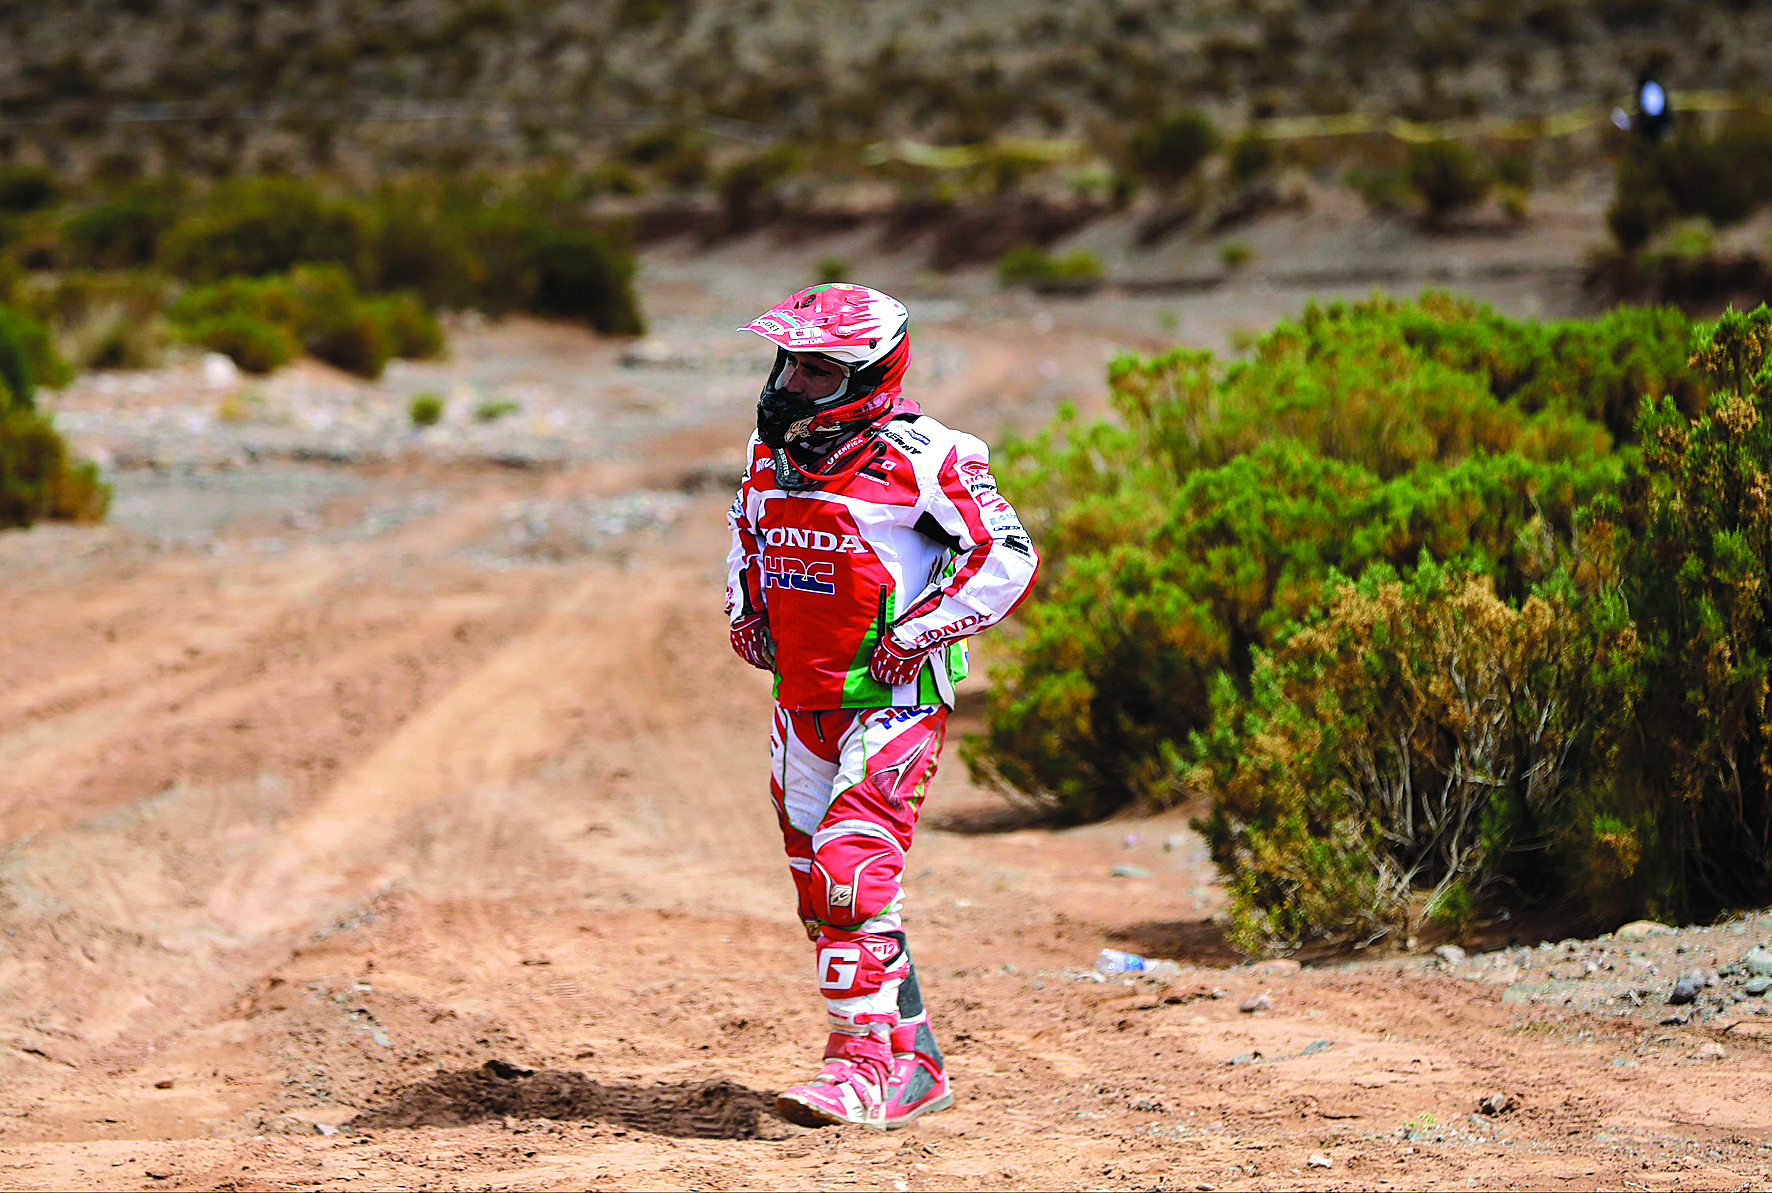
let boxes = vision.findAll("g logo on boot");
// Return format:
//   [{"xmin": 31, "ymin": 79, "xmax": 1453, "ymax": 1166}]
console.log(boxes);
[{"xmin": 818, "ymin": 945, "xmax": 862, "ymax": 991}]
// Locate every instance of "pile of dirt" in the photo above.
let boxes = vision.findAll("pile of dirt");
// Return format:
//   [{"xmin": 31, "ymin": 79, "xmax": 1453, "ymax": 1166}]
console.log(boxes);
[{"xmin": 348, "ymin": 1060, "xmax": 784, "ymax": 1140}]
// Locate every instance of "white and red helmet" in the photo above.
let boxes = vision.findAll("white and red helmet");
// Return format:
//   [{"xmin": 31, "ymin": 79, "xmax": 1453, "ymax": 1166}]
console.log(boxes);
[{"xmin": 740, "ymin": 283, "xmax": 912, "ymax": 444}]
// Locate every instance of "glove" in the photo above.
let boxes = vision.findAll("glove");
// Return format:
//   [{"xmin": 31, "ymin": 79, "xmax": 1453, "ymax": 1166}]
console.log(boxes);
[
  {"xmin": 730, "ymin": 612, "xmax": 775, "ymax": 671},
  {"xmin": 869, "ymin": 631, "xmax": 929, "ymax": 686}
]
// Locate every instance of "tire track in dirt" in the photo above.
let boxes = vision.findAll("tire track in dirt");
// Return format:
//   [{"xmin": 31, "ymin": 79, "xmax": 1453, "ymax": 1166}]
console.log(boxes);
[
  {"xmin": 205, "ymin": 546, "xmax": 779, "ymax": 946},
  {"xmin": 0, "ymin": 479, "xmax": 616, "ymax": 1069},
  {"xmin": 0, "ymin": 483, "xmax": 547, "ymax": 845}
]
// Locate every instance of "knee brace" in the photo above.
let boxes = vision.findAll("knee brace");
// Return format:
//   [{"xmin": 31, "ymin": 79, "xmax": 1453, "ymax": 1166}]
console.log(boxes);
[
  {"xmin": 815, "ymin": 926, "xmax": 910, "ymax": 1033},
  {"xmin": 809, "ymin": 819, "xmax": 905, "ymax": 928}
]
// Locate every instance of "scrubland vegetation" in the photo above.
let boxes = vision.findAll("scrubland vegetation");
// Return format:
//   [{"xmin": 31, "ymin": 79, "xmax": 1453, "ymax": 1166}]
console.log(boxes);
[
  {"xmin": 2, "ymin": 1, "xmax": 1770, "ymax": 268},
  {"xmin": 967, "ymin": 296, "xmax": 1772, "ymax": 951},
  {"xmin": 1, "ymin": 169, "xmax": 642, "ymax": 375},
  {"xmin": 0, "ymin": 166, "xmax": 644, "ymax": 527},
  {"xmin": 4, "ymin": 0, "xmax": 1768, "ymax": 172},
  {"xmin": 0, "ymin": 300, "xmax": 106, "ymax": 528}
]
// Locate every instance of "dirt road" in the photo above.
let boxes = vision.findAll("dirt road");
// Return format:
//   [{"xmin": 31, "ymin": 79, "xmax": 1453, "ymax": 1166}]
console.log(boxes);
[{"xmin": 3, "ymin": 234, "xmax": 1771, "ymax": 1191}]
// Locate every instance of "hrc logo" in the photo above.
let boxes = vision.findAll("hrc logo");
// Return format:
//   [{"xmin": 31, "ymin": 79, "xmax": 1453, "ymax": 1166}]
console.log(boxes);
[{"xmin": 763, "ymin": 556, "xmax": 837, "ymax": 594}]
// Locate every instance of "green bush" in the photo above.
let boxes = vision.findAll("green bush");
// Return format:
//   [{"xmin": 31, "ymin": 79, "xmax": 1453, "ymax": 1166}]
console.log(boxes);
[
  {"xmin": 168, "ymin": 273, "xmax": 294, "ymax": 332},
  {"xmin": 0, "ymin": 404, "xmax": 110, "ymax": 527},
  {"xmin": 1227, "ymin": 134, "xmax": 1277, "ymax": 184},
  {"xmin": 996, "ymin": 245, "xmax": 1103, "ymax": 289},
  {"xmin": 1097, "ymin": 295, "xmax": 1626, "ymax": 485},
  {"xmin": 184, "ymin": 313, "xmax": 295, "ymax": 375},
  {"xmin": 61, "ymin": 190, "xmax": 179, "ymax": 269},
  {"xmin": 0, "ymin": 167, "xmax": 57, "ymax": 215},
  {"xmin": 1495, "ymin": 152, "xmax": 1534, "ymax": 221},
  {"xmin": 972, "ymin": 291, "xmax": 1772, "ymax": 945},
  {"xmin": 168, "ymin": 265, "xmax": 436, "ymax": 378},
  {"xmin": 616, "ymin": 0, "xmax": 690, "ymax": 27},
  {"xmin": 1608, "ymin": 118, "xmax": 1772, "ymax": 251},
  {"xmin": 1371, "ymin": 294, "xmax": 1703, "ymax": 445},
  {"xmin": 1607, "ymin": 151, "xmax": 1677, "ymax": 252},
  {"xmin": 307, "ymin": 304, "xmax": 390, "ymax": 379},
  {"xmin": 968, "ymin": 294, "xmax": 1695, "ymax": 820},
  {"xmin": 1406, "ymin": 140, "xmax": 1490, "ymax": 219},
  {"xmin": 79, "ymin": 316, "xmax": 164, "ymax": 371},
  {"xmin": 1649, "ymin": 130, "xmax": 1762, "ymax": 228},
  {"xmin": 617, "ymin": 124, "xmax": 709, "ymax": 189},
  {"xmin": 718, "ymin": 145, "xmax": 798, "ymax": 231},
  {"xmin": 1494, "ymin": 152, "xmax": 1534, "ymax": 192},
  {"xmin": 361, "ymin": 184, "xmax": 481, "ymax": 309},
  {"xmin": 14, "ymin": 271, "xmax": 173, "ymax": 372},
  {"xmin": 438, "ymin": 0, "xmax": 515, "ymax": 40},
  {"xmin": 277, "ymin": 265, "xmax": 388, "ymax": 378},
  {"xmin": 66, "ymin": 172, "xmax": 643, "ymax": 338},
  {"xmin": 0, "ymin": 304, "xmax": 108, "ymax": 529},
  {"xmin": 1346, "ymin": 165, "xmax": 1411, "ymax": 215},
  {"xmin": 453, "ymin": 197, "xmax": 643, "ymax": 333},
  {"xmin": 1603, "ymin": 303, "xmax": 1772, "ymax": 917},
  {"xmin": 816, "ymin": 255, "xmax": 850, "ymax": 285},
  {"xmin": 1127, "ymin": 111, "xmax": 1218, "ymax": 188},
  {"xmin": 0, "ymin": 303, "xmax": 73, "ymax": 405},
  {"xmin": 970, "ymin": 437, "xmax": 1620, "ymax": 819},
  {"xmin": 527, "ymin": 223, "xmax": 645, "ymax": 333},
  {"xmin": 370, "ymin": 293, "xmax": 444, "ymax": 361},
  {"xmin": 1663, "ymin": 217, "xmax": 1716, "ymax": 258},
  {"xmin": 159, "ymin": 175, "xmax": 374, "ymax": 283},
  {"xmin": 408, "ymin": 392, "xmax": 444, "ymax": 426}
]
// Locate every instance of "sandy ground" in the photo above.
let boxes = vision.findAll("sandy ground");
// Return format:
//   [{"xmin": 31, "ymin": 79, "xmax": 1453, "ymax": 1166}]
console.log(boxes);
[{"xmin": 4, "ymin": 217, "xmax": 1772, "ymax": 1192}]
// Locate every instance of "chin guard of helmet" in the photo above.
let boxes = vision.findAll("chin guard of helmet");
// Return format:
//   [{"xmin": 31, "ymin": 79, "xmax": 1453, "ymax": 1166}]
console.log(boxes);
[{"xmin": 757, "ymin": 383, "xmax": 816, "ymax": 449}]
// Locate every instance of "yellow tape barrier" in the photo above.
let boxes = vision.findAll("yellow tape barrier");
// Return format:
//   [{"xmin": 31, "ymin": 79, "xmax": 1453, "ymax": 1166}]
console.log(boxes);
[{"xmin": 863, "ymin": 91, "xmax": 1772, "ymax": 167}]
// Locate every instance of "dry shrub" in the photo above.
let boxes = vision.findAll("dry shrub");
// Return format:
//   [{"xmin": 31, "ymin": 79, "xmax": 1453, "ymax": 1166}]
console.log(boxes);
[
  {"xmin": 1612, "ymin": 303, "xmax": 1772, "ymax": 914},
  {"xmin": 1406, "ymin": 140, "xmax": 1491, "ymax": 221},
  {"xmin": 0, "ymin": 304, "xmax": 109, "ymax": 528},
  {"xmin": 167, "ymin": 265, "xmax": 441, "ymax": 378},
  {"xmin": 1193, "ymin": 562, "xmax": 1635, "ymax": 954}
]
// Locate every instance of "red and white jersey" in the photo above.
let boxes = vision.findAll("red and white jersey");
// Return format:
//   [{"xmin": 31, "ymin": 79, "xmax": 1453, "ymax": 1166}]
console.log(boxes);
[{"xmin": 726, "ymin": 412, "xmax": 1039, "ymax": 710}]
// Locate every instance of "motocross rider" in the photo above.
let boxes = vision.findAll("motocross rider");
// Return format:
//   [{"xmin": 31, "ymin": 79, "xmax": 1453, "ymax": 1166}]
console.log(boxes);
[{"xmin": 726, "ymin": 283, "xmax": 1039, "ymax": 1128}]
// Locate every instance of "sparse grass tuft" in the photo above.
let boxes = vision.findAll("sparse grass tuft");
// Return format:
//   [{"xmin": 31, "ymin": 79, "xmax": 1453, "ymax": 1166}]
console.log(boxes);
[
  {"xmin": 215, "ymin": 387, "xmax": 268, "ymax": 424},
  {"xmin": 408, "ymin": 392, "xmax": 445, "ymax": 427}
]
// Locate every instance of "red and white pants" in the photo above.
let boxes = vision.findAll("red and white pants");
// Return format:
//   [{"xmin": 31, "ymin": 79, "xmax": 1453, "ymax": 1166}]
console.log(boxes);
[{"xmin": 770, "ymin": 704, "xmax": 946, "ymax": 1039}]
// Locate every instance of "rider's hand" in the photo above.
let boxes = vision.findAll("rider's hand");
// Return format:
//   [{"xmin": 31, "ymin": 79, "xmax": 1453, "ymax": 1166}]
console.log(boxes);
[
  {"xmin": 730, "ymin": 612, "xmax": 776, "ymax": 671},
  {"xmin": 868, "ymin": 631, "xmax": 929, "ymax": 686}
]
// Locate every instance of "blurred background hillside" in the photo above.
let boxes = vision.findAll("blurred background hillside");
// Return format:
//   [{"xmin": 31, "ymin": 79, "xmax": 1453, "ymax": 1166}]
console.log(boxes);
[
  {"xmin": 0, "ymin": 0, "xmax": 1764, "ymax": 378},
  {"xmin": 4, "ymin": 0, "xmax": 1772, "ymax": 177}
]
